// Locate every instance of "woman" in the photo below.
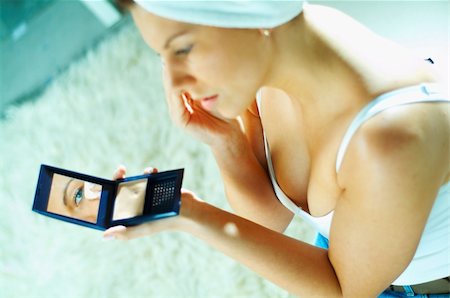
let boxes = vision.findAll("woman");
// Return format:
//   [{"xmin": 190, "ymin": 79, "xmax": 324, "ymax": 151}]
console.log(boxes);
[{"xmin": 105, "ymin": 1, "xmax": 450, "ymax": 297}]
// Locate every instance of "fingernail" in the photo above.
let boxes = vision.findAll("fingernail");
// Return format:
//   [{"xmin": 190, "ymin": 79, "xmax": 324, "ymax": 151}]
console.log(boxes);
[
  {"xmin": 115, "ymin": 225, "xmax": 127, "ymax": 232},
  {"xmin": 103, "ymin": 235, "xmax": 116, "ymax": 241}
]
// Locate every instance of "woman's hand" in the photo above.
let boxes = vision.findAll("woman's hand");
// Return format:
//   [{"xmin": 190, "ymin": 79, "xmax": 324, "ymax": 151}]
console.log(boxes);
[
  {"xmin": 163, "ymin": 72, "xmax": 247, "ymax": 150},
  {"xmin": 103, "ymin": 190, "xmax": 199, "ymax": 240},
  {"xmin": 112, "ymin": 164, "xmax": 158, "ymax": 180},
  {"xmin": 103, "ymin": 165, "xmax": 199, "ymax": 240}
]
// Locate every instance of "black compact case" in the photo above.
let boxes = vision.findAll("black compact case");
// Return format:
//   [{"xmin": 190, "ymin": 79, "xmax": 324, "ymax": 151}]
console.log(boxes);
[{"xmin": 32, "ymin": 164, "xmax": 183, "ymax": 230}]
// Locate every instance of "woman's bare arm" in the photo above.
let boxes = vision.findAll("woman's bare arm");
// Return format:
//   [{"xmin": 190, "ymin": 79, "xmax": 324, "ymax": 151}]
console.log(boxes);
[
  {"xmin": 329, "ymin": 103, "xmax": 450, "ymax": 296},
  {"xmin": 105, "ymin": 103, "xmax": 449, "ymax": 297}
]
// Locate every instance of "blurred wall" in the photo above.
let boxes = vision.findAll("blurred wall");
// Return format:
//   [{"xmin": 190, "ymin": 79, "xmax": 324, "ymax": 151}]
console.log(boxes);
[
  {"xmin": 312, "ymin": 0, "xmax": 449, "ymax": 82},
  {"xmin": 0, "ymin": 0, "xmax": 122, "ymax": 115}
]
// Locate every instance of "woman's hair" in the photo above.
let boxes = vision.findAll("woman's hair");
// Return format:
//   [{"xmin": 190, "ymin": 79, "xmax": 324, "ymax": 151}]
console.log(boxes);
[
  {"xmin": 114, "ymin": 0, "xmax": 135, "ymax": 12},
  {"xmin": 133, "ymin": 1, "xmax": 304, "ymax": 29}
]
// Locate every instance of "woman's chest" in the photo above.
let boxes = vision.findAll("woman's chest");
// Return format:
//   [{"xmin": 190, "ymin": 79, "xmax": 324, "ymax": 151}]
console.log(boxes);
[
  {"xmin": 260, "ymin": 97, "xmax": 345, "ymax": 216},
  {"xmin": 267, "ymin": 129, "xmax": 344, "ymax": 216}
]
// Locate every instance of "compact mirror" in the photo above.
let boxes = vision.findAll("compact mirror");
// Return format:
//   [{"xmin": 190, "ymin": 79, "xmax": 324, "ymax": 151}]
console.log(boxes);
[{"xmin": 33, "ymin": 165, "xmax": 183, "ymax": 230}]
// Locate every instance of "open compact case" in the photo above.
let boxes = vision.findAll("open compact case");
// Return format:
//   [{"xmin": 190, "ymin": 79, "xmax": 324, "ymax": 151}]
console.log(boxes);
[{"xmin": 32, "ymin": 164, "xmax": 184, "ymax": 230}]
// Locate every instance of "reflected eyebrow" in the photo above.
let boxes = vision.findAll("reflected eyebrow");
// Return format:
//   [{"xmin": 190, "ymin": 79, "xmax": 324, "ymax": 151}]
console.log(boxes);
[
  {"xmin": 164, "ymin": 30, "xmax": 189, "ymax": 50},
  {"xmin": 63, "ymin": 179, "xmax": 75, "ymax": 206}
]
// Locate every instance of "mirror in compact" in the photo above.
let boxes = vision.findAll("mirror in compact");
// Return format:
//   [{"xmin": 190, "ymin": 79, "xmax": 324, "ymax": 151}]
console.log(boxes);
[
  {"xmin": 33, "ymin": 165, "xmax": 183, "ymax": 230},
  {"xmin": 47, "ymin": 174, "xmax": 103, "ymax": 223},
  {"xmin": 113, "ymin": 178, "xmax": 147, "ymax": 220}
]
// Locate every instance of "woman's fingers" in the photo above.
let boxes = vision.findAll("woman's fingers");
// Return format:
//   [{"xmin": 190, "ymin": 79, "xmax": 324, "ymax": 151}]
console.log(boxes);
[
  {"xmin": 163, "ymin": 70, "xmax": 191, "ymax": 127},
  {"xmin": 103, "ymin": 223, "xmax": 157, "ymax": 240},
  {"xmin": 103, "ymin": 225, "xmax": 127, "ymax": 240},
  {"xmin": 113, "ymin": 165, "xmax": 158, "ymax": 179},
  {"xmin": 102, "ymin": 189, "xmax": 198, "ymax": 241},
  {"xmin": 181, "ymin": 92, "xmax": 194, "ymax": 114},
  {"xmin": 144, "ymin": 167, "xmax": 158, "ymax": 174},
  {"xmin": 113, "ymin": 165, "xmax": 127, "ymax": 180},
  {"xmin": 168, "ymin": 91, "xmax": 193, "ymax": 128}
]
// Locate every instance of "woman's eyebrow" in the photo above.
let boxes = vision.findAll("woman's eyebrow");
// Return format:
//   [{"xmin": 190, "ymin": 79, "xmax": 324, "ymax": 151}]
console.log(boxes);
[{"xmin": 164, "ymin": 30, "xmax": 189, "ymax": 49}]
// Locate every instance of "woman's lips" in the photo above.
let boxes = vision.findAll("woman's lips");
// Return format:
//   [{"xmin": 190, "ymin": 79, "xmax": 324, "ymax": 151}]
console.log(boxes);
[{"xmin": 200, "ymin": 95, "xmax": 218, "ymax": 111}]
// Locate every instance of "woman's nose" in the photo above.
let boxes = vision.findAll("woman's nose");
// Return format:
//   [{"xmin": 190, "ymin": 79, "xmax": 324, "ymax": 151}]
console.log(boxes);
[{"xmin": 164, "ymin": 60, "xmax": 196, "ymax": 90}]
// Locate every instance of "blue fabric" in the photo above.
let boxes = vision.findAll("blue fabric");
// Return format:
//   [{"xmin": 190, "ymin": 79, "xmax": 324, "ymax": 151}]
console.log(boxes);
[
  {"xmin": 314, "ymin": 233, "xmax": 329, "ymax": 250},
  {"xmin": 378, "ymin": 291, "xmax": 449, "ymax": 298},
  {"xmin": 314, "ymin": 234, "xmax": 449, "ymax": 298},
  {"xmin": 134, "ymin": 0, "xmax": 304, "ymax": 28}
]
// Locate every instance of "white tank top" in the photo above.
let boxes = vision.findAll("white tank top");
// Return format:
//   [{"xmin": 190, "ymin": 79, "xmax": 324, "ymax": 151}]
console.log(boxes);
[{"xmin": 256, "ymin": 83, "xmax": 450, "ymax": 285}]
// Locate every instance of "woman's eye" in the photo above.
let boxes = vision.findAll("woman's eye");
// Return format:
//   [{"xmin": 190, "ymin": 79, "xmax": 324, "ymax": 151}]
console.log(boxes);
[
  {"xmin": 175, "ymin": 44, "xmax": 193, "ymax": 56},
  {"xmin": 130, "ymin": 186, "xmax": 141, "ymax": 194},
  {"xmin": 73, "ymin": 188, "xmax": 84, "ymax": 206}
]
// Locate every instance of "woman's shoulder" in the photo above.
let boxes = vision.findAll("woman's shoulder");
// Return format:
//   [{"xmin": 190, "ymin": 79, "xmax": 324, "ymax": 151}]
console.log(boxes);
[
  {"xmin": 362, "ymin": 100, "xmax": 449, "ymax": 149},
  {"xmin": 341, "ymin": 98, "xmax": 450, "ymax": 189}
]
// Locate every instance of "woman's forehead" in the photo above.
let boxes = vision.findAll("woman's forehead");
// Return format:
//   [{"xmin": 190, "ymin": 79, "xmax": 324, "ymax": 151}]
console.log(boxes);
[{"xmin": 132, "ymin": 5, "xmax": 197, "ymax": 48}]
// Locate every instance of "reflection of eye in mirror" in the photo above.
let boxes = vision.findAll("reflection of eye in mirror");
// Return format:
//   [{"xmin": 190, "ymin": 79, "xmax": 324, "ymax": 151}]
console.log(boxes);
[
  {"xmin": 112, "ymin": 179, "xmax": 147, "ymax": 220},
  {"xmin": 46, "ymin": 174, "xmax": 102, "ymax": 223}
]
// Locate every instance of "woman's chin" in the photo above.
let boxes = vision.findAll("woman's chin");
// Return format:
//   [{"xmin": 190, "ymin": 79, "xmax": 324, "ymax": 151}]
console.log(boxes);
[{"xmin": 216, "ymin": 108, "xmax": 243, "ymax": 120}]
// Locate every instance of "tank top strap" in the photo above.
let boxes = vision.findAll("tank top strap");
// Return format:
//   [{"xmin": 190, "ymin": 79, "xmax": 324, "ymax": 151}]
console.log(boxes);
[
  {"xmin": 256, "ymin": 89, "xmax": 263, "ymax": 109},
  {"xmin": 336, "ymin": 83, "xmax": 449, "ymax": 173},
  {"xmin": 256, "ymin": 89, "xmax": 304, "ymax": 215}
]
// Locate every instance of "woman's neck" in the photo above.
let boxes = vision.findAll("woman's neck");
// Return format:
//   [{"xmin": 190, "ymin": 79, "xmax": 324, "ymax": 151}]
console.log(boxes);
[
  {"xmin": 264, "ymin": 9, "xmax": 370, "ymax": 135},
  {"xmin": 262, "ymin": 3, "xmax": 436, "ymax": 136}
]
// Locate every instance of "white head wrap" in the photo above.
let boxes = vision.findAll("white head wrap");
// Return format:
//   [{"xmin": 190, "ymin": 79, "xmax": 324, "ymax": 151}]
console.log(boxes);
[{"xmin": 134, "ymin": 1, "xmax": 305, "ymax": 28}]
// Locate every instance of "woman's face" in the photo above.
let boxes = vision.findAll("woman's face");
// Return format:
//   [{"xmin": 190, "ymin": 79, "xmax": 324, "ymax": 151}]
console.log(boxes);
[{"xmin": 131, "ymin": 6, "xmax": 272, "ymax": 119}]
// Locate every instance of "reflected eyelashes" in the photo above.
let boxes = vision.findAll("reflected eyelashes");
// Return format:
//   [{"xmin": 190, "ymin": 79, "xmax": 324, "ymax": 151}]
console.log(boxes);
[
  {"xmin": 73, "ymin": 187, "xmax": 84, "ymax": 206},
  {"xmin": 63, "ymin": 179, "xmax": 85, "ymax": 208}
]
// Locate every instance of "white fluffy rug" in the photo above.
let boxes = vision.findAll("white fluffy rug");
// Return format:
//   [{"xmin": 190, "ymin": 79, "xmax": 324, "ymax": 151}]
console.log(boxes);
[{"xmin": 0, "ymin": 20, "xmax": 314, "ymax": 298}]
